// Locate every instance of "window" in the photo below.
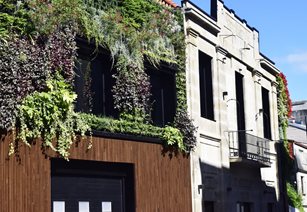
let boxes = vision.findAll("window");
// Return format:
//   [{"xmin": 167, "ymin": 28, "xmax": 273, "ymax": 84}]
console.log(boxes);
[
  {"xmin": 261, "ymin": 87, "xmax": 271, "ymax": 140},
  {"xmin": 235, "ymin": 72, "xmax": 246, "ymax": 131},
  {"xmin": 301, "ymin": 176, "xmax": 306, "ymax": 195},
  {"xmin": 74, "ymin": 42, "xmax": 117, "ymax": 118},
  {"xmin": 236, "ymin": 202, "xmax": 252, "ymax": 212},
  {"xmin": 147, "ymin": 65, "xmax": 176, "ymax": 127},
  {"xmin": 199, "ymin": 50, "xmax": 214, "ymax": 120},
  {"xmin": 75, "ymin": 42, "xmax": 177, "ymax": 126},
  {"xmin": 235, "ymin": 72, "xmax": 246, "ymax": 154}
]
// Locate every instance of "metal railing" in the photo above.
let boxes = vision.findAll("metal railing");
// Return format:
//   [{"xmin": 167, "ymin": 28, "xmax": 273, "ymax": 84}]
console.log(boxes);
[{"xmin": 228, "ymin": 131, "xmax": 271, "ymax": 165}]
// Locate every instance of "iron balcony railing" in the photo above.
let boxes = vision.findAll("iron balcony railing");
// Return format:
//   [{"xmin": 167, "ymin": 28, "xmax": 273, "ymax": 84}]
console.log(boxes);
[{"xmin": 228, "ymin": 131, "xmax": 271, "ymax": 165}]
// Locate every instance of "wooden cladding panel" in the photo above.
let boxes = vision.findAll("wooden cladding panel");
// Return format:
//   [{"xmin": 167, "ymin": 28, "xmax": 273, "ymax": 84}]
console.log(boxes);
[
  {"xmin": 0, "ymin": 133, "xmax": 51, "ymax": 212},
  {"xmin": 0, "ymin": 133, "xmax": 192, "ymax": 212}
]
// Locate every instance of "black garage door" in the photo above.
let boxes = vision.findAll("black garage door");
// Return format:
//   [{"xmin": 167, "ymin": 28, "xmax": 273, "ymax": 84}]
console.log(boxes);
[{"xmin": 51, "ymin": 159, "xmax": 135, "ymax": 212}]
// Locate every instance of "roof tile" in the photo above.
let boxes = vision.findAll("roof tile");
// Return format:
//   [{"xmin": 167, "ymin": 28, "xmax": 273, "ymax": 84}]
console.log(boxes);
[{"xmin": 158, "ymin": 0, "xmax": 177, "ymax": 8}]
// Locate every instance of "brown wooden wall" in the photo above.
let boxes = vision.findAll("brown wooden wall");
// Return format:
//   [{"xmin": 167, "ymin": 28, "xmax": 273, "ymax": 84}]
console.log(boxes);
[{"xmin": 0, "ymin": 133, "xmax": 192, "ymax": 212}]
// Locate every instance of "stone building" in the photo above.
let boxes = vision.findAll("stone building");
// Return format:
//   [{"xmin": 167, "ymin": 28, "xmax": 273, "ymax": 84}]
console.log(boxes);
[
  {"xmin": 288, "ymin": 123, "xmax": 307, "ymax": 211},
  {"xmin": 292, "ymin": 100, "xmax": 307, "ymax": 125},
  {"xmin": 182, "ymin": 0, "xmax": 282, "ymax": 211}
]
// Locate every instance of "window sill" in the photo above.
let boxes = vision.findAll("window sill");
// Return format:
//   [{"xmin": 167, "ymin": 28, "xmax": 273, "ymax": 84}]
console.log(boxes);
[{"xmin": 200, "ymin": 117, "xmax": 216, "ymax": 122}]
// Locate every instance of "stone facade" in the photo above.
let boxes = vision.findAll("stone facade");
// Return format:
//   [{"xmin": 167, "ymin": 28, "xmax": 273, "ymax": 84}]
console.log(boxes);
[
  {"xmin": 288, "ymin": 124, "xmax": 307, "ymax": 211},
  {"xmin": 294, "ymin": 143, "xmax": 307, "ymax": 211},
  {"xmin": 183, "ymin": 1, "xmax": 281, "ymax": 211},
  {"xmin": 292, "ymin": 101, "xmax": 307, "ymax": 125}
]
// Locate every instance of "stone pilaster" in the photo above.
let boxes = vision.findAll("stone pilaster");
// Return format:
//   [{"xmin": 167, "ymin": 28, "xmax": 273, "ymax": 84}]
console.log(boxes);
[{"xmin": 253, "ymin": 70, "xmax": 263, "ymax": 137}]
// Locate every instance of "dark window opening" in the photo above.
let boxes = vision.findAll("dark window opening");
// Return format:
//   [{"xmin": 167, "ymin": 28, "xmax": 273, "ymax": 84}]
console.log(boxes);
[
  {"xmin": 301, "ymin": 176, "xmax": 305, "ymax": 195},
  {"xmin": 203, "ymin": 201, "xmax": 214, "ymax": 212},
  {"xmin": 74, "ymin": 43, "xmax": 118, "ymax": 118},
  {"xmin": 235, "ymin": 72, "xmax": 246, "ymax": 155},
  {"xmin": 51, "ymin": 159, "xmax": 135, "ymax": 212},
  {"xmin": 199, "ymin": 50, "xmax": 214, "ymax": 120},
  {"xmin": 146, "ymin": 65, "xmax": 176, "ymax": 127},
  {"xmin": 261, "ymin": 87, "xmax": 271, "ymax": 140},
  {"xmin": 75, "ymin": 41, "xmax": 177, "ymax": 126}
]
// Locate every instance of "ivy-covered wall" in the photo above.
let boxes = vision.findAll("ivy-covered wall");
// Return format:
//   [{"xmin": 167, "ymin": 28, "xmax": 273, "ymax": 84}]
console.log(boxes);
[
  {"xmin": 277, "ymin": 72, "xmax": 303, "ymax": 211},
  {"xmin": 0, "ymin": 0, "xmax": 197, "ymax": 159}
]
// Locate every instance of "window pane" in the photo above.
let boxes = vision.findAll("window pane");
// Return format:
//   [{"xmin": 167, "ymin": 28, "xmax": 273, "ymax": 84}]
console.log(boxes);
[
  {"xmin": 102, "ymin": 202, "xmax": 112, "ymax": 212},
  {"xmin": 75, "ymin": 43, "xmax": 117, "ymax": 118},
  {"xmin": 199, "ymin": 50, "xmax": 214, "ymax": 120},
  {"xmin": 147, "ymin": 66, "xmax": 176, "ymax": 127},
  {"xmin": 262, "ymin": 87, "xmax": 271, "ymax": 140},
  {"xmin": 53, "ymin": 201, "xmax": 65, "ymax": 212},
  {"xmin": 235, "ymin": 72, "xmax": 246, "ymax": 155},
  {"xmin": 79, "ymin": 202, "xmax": 90, "ymax": 212}
]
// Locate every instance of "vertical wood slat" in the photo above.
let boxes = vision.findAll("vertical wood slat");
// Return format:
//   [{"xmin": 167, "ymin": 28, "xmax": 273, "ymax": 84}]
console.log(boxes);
[{"xmin": 0, "ymin": 133, "xmax": 192, "ymax": 212}]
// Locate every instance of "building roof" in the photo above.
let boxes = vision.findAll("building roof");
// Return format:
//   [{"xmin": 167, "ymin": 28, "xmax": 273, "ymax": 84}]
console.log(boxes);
[
  {"xmin": 293, "ymin": 100, "xmax": 307, "ymax": 106},
  {"xmin": 292, "ymin": 100, "xmax": 307, "ymax": 111},
  {"xmin": 287, "ymin": 123, "xmax": 307, "ymax": 144},
  {"xmin": 158, "ymin": 0, "xmax": 177, "ymax": 8}
]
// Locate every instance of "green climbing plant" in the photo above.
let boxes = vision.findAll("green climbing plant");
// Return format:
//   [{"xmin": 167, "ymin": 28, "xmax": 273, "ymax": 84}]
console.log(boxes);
[
  {"xmin": 287, "ymin": 183, "xmax": 304, "ymax": 212},
  {"xmin": 15, "ymin": 73, "xmax": 91, "ymax": 159},
  {"xmin": 0, "ymin": 0, "xmax": 197, "ymax": 157},
  {"xmin": 277, "ymin": 72, "xmax": 302, "ymax": 210}
]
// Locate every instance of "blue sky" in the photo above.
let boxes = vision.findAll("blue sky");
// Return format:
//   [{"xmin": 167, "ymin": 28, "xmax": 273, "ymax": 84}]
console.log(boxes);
[{"xmin": 174, "ymin": 0, "xmax": 307, "ymax": 101}]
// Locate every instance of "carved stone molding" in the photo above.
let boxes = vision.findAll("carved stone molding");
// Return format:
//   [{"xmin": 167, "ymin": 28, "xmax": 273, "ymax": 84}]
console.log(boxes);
[
  {"xmin": 187, "ymin": 27, "xmax": 199, "ymax": 47},
  {"xmin": 252, "ymin": 70, "xmax": 262, "ymax": 84},
  {"xmin": 271, "ymin": 81, "xmax": 278, "ymax": 94}
]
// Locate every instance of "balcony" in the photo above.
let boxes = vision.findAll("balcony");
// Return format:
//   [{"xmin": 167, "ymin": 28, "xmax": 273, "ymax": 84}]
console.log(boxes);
[{"xmin": 227, "ymin": 131, "xmax": 271, "ymax": 167}]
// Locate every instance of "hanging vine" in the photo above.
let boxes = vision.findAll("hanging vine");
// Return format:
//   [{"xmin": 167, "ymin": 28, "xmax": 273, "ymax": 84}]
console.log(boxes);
[{"xmin": 17, "ymin": 73, "xmax": 91, "ymax": 159}]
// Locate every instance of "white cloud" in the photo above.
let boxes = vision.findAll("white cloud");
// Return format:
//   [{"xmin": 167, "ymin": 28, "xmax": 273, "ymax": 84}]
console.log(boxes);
[
  {"xmin": 287, "ymin": 52, "xmax": 307, "ymax": 63},
  {"xmin": 285, "ymin": 52, "xmax": 307, "ymax": 72}
]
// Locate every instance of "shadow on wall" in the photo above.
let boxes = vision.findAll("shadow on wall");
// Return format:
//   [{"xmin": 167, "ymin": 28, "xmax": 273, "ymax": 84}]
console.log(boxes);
[{"xmin": 198, "ymin": 158, "xmax": 284, "ymax": 212}]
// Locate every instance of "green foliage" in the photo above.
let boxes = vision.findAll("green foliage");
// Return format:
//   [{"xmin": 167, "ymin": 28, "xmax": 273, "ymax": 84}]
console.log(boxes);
[
  {"xmin": 82, "ymin": 113, "xmax": 162, "ymax": 137},
  {"xmin": 287, "ymin": 182, "xmax": 304, "ymax": 212},
  {"xmin": 277, "ymin": 73, "xmax": 292, "ymax": 152},
  {"xmin": 0, "ymin": 0, "xmax": 197, "ymax": 153},
  {"xmin": 174, "ymin": 110, "xmax": 197, "ymax": 152},
  {"xmin": 0, "ymin": 0, "xmax": 34, "ymax": 39},
  {"xmin": 277, "ymin": 73, "xmax": 302, "ymax": 210},
  {"xmin": 81, "ymin": 113, "xmax": 186, "ymax": 151},
  {"xmin": 46, "ymin": 27, "xmax": 77, "ymax": 83},
  {"xmin": 16, "ymin": 74, "xmax": 91, "ymax": 159},
  {"xmin": 277, "ymin": 75, "xmax": 289, "ymax": 134},
  {"xmin": 78, "ymin": 1, "xmax": 181, "ymax": 117},
  {"xmin": 119, "ymin": 0, "xmax": 160, "ymax": 29},
  {"xmin": 27, "ymin": 0, "xmax": 85, "ymax": 36},
  {"xmin": 0, "ymin": 36, "xmax": 49, "ymax": 130},
  {"xmin": 112, "ymin": 63, "xmax": 151, "ymax": 118},
  {"xmin": 162, "ymin": 126, "xmax": 184, "ymax": 150},
  {"xmin": 280, "ymin": 143, "xmax": 295, "ymax": 183},
  {"xmin": 171, "ymin": 11, "xmax": 197, "ymax": 151},
  {"xmin": 0, "ymin": 27, "xmax": 77, "ymax": 130}
]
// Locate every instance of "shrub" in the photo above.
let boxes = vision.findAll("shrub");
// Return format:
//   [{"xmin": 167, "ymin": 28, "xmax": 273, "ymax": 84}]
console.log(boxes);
[{"xmin": 287, "ymin": 182, "xmax": 304, "ymax": 212}]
